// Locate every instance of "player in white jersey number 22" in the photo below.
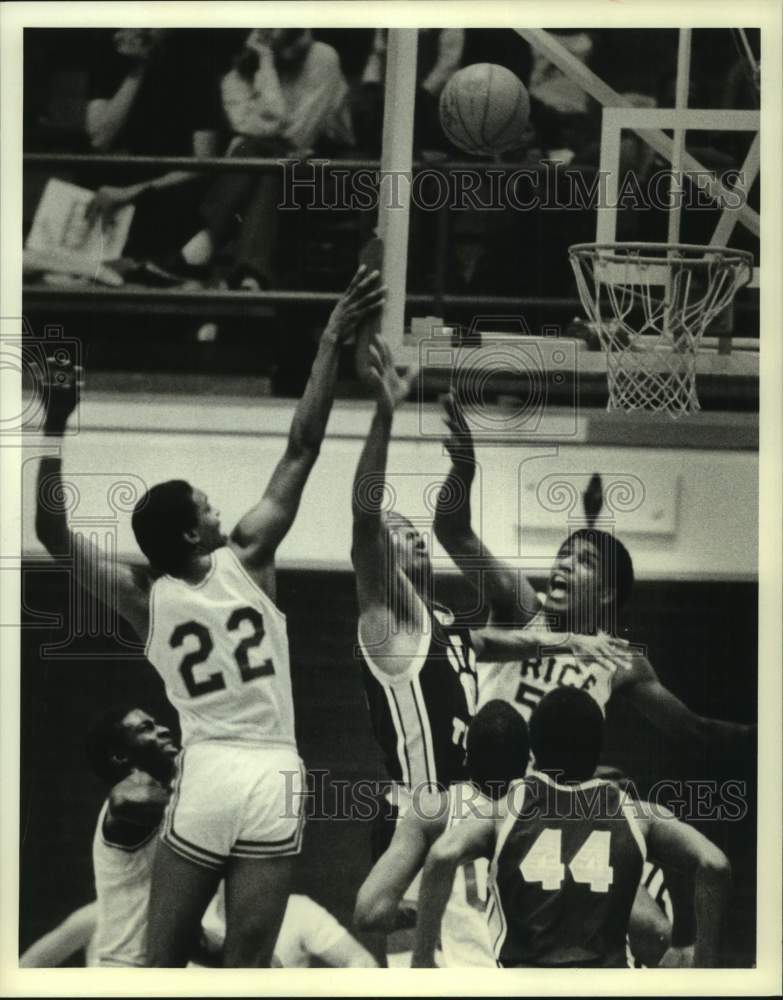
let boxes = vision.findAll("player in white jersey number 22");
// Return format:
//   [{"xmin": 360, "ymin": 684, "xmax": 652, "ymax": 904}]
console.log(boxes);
[{"xmin": 34, "ymin": 265, "xmax": 386, "ymax": 966}]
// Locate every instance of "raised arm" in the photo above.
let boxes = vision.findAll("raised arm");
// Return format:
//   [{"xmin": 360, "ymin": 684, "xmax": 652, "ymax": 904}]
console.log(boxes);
[
  {"xmin": 107, "ymin": 770, "xmax": 171, "ymax": 828},
  {"xmin": 221, "ymin": 32, "xmax": 288, "ymax": 139},
  {"xmin": 84, "ymin": 127, "xmax": 218, "ymax": 227},
  {"xmin": 472, "ymin": 623, "xmax": 632, "ymax": 668},
  {"xmin": 230, "ymin": 267, "xmax": 385, "ymax": 586},
  {"xmin": 435, "ymin": 393, "xmax": 537, "ymax": 627},
  {"xmin": 411, "ymin": 815, "xmax": 495, "ymax": 967},
  {"xmin": 618, "ymin": 655, "xmax": 755, "ymax": 750},
  {"xmin": 638, "ymin": 803, "xmax": 731, "ymax": 968},
  {"xmin": 351, "ymin": 335, "xmax": 423, "ymax": 672},
  {"xmin": 85, "ymin": 29, "xmax": 153, "ymax": 151},
  {"xmin": 354, "ymin": 792, "xmax": 447, "ymax": 932},
  {"xmin": 35, "ymin": 359, "xmax": 150, "ymax": 640}
]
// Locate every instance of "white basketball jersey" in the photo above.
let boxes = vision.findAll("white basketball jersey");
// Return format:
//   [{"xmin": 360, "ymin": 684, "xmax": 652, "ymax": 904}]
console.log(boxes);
[
  {"xmin": 91, "ymin": 801, "xmax": 157, "ymax": 967},
  {"xmin": 438, "ymin": 783, "xmax": 497, "ymax": 968},
  {"xmin": 145, "ymin": 547, "xmax": 295, "ymax": 749},
  {"xmin": 478, "ymin": 609, "xmax": 617, "ymax": 722}
]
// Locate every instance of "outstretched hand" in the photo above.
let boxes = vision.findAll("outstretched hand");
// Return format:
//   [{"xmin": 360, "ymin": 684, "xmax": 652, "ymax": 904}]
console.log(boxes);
[
  {"xmin": 324, "ymin": 265, "xmax": 387, "ymax": 345},
  {"xmin": 442, "ymin": 390, "xmax": 475, "ymax": 466},
  {"xmin": 543, "ymin": 630, "xmax": 634, "ymax": 674},
  {"xmin": 36, "ymin": 355, "xmax": 84, "ymax": 432},
  {"xmin": 363, "ymin": 334, "xmax": 418, "ymax": 416}
]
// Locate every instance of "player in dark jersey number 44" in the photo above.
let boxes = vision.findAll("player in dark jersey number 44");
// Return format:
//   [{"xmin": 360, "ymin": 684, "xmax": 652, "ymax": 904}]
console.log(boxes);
[{"xmin": 412, "ymin": 688, "xmax": 731, "ymax": 968}]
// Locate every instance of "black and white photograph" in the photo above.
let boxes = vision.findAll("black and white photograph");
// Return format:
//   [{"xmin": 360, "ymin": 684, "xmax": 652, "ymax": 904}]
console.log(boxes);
[{"xmin": 1, "ymin": 1, "xmax": 781, "ymax": 995}]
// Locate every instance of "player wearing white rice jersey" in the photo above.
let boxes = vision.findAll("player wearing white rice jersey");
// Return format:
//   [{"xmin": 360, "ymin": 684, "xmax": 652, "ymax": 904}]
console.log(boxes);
[
  {"xmin": 478, "ymin": 600, "xmax": 626, "ymax": 722},
  {"xmin": 434, "ymin": 393, "xmax": 755, "ymax": 747},
  {"xmin": 35, "ymin": 266, "xmax": 386, "ymax": 966}
]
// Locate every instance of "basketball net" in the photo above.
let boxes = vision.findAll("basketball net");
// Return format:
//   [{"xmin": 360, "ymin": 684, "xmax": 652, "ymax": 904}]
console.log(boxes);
[{"xmin": 569, "ymin": 243, "xmax": 754, "ymax": 418}]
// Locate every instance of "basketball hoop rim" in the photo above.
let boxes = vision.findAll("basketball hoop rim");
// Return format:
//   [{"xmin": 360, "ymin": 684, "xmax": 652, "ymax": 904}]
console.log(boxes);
[{"xmin": 569, "ymin": 241, "xmax": 755, "ymax": 274}]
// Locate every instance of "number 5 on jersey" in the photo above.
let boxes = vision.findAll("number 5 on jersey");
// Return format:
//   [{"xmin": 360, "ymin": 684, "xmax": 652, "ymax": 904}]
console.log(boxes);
[{"xmin": 520, "ymin": 829, "xmax": 614, "ymax": 893}]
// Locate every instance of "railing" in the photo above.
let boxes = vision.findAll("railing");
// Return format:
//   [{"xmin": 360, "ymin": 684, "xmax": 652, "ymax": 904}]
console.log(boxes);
[
  {"xmin": 23, "ymin": 152, "xmax": 757, "ymax": 326},
  {"xmin": 23, "ymin": 152, "xmax": 592, "ymax": 319}
]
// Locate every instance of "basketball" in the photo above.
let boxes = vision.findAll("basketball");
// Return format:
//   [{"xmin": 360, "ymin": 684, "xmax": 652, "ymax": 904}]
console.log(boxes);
[{"xmin": 439, "ymin": 63, "xmax": 531, "ymax": 156}]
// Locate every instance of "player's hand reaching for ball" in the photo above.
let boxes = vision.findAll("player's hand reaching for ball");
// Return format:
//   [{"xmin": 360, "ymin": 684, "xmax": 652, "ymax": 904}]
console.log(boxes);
[
  {"xmin": 324, "ymin": 265, "xmax": 387, "ymax": 345},
  {"xmin": 38, "ymin": 356, "xmax": 84, "ymax": 434},
  {"xmin": 363, "ymin": 334, "xmax": 419, "ymax": 417},
  {"xmin": 442, "ymin": 391, "xmax": 475, "ymax": 468}
]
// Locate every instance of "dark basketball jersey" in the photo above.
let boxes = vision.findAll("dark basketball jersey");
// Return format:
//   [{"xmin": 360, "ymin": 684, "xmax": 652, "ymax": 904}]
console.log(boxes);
[
  {"xmin": 357, "ymin": 602, "xmax": 478, "ymax": 790},
  {"xmin": 487, "ymin": 772, "xmax": 645, "ymax": 968}
]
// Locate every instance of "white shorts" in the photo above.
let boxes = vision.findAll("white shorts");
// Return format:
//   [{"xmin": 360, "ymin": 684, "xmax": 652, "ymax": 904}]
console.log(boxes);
[{"xmin": 161, "ymin": 743, "xmax": 306, "ymax": 870}]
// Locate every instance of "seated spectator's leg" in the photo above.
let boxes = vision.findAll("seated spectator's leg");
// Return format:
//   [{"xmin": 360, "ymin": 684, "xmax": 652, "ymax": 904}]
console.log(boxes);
[
  {"xmin": 197, "ymin": 136, "xmax": 287, "ymax": 267},
  {"xmin": 350, "ymin": 82, "xmax": 384, "ymax": 157},
  {"xmin": 125, "ymin": 179, "xmax": 210, "ymax": 261},
  {"xmin": 231, "ymin": 168, "xmax": 283, "ymax": 289}
]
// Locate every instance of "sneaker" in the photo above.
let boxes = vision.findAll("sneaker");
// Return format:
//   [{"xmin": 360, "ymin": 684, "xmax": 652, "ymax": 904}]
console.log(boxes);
[{"xmin": 227, "ymin": 265, "xmax": 271, "ymax": 292}]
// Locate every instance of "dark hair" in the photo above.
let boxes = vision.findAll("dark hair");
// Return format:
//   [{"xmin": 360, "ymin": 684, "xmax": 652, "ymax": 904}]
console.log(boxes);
[
  {"xmin": 86, "ymin": 706, "xmax": 137, "ymax": 785},
  {"xmin": 131, "ymin": 479, "xmax": 198, "ymax": 574},
  {"xmin": 467, "ymin": 700, "xmax": 530, "ymax": 798},
  {"xmin": 562, "ymin": 528, "xmax": 634, "ymax": 611},
  {"xmin": 594, "ymin": 764, "xmax": 638, "ymax": 798},
  {"xmin": 277, "ymin": 29, "xmax": 307, "ymax": 48},
  {"xmin": 385, "ymin": 510, "xmax": 417, "ymax": 534},
  {"xmin": 234, "ymin": 47, "xmax": 259, "ymax": 80},
  {"xmin": 530, "ymin": 687, "xmax": 604, "ymax": 782}
]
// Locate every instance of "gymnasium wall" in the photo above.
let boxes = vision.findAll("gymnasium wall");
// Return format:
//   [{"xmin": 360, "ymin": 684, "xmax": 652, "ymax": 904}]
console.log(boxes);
[{"xmin": 21, "ymin": 393, "xmax": 758, "ymax": 580}]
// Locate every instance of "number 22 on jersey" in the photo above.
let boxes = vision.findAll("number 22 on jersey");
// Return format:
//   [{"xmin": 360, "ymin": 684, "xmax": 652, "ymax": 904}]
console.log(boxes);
[
  {"xmin": 520, "ymin": 829, "xmax": 614, "ymax": 893},
  {"xmin": 170, "ymin": 605, "xmax": 275, "ymax": 698}
]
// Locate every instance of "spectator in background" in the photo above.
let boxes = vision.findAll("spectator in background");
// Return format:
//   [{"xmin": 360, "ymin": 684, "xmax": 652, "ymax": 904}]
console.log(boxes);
[
  {"xmin": 141, "ymin": 29, "xmax": 355, "ymax": 290},
  {"xmin": 83, "ymin": 29, "xmax": 227, "ymax": 261},
  {"xmin": 85, "ymin": 29, "xmax": 222, "ymax": 156},
  {"xmin": 354, "ymin": 29, "xmax": 464, "ymax": 157},
  {"xmin": 460, "ymin": 28, "xmax": 533, "ymax": 84},
  {"xmin": 528, "ymin": 29, "xmax": 596, "ymax": 163},
  {"xmin": 222, "ymin": 29, "xmax": 354, "ymax": 155}
]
